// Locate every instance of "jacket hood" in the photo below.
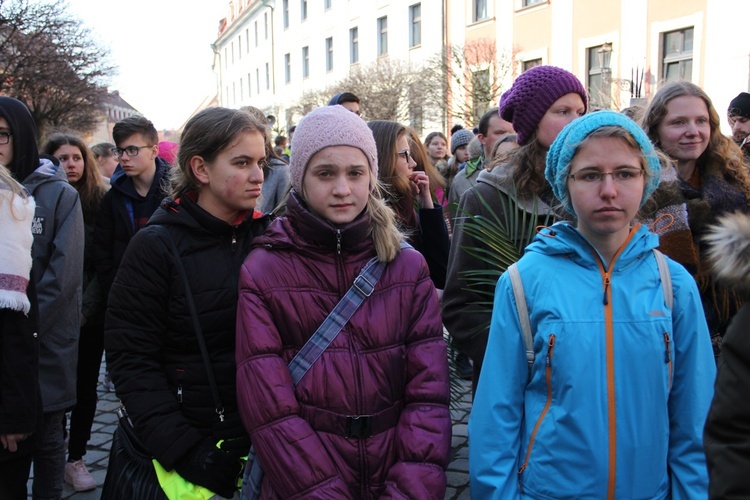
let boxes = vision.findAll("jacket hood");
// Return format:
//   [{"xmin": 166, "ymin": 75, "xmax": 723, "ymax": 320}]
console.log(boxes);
[
  {"xmin": 254, "ymin": 190, "xmax": 373, "ymax": 256},
  {"xmin": 705, "ymin": 211, "xmax": 750, "ymax": 291},
  {"xmin": 109, "ymin": 157, "xmax": 170, "ymax": 198},
  {"xmin": 22, "ymin": 157, "xmax": 67, "ymax": 190},
  {"xmin": 0, "ymin": 97, "xmax": 38, "ymax": 183},
  {"xmin": 525, "ymin": 221, "xmax": 659, "ymax": 271},
  {"xmin": 476, "ymin": 163, "xmax": 559, "ymax": 215}
]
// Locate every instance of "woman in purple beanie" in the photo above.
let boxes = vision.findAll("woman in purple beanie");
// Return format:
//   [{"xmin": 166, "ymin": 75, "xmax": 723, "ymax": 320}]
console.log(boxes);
[
  {"xmin": 236, "ymin": 104, "xmax": 451, "ymax": 498},
  {"xmin": 443, "ymin": 65, "xmax": 588, "ymax": 394}
]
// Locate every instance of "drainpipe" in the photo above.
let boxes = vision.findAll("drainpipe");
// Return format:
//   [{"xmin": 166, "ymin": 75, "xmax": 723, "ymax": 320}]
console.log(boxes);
[{"xmin": 263, "ymin": 0, "xmax": 276, "ymax": 95}]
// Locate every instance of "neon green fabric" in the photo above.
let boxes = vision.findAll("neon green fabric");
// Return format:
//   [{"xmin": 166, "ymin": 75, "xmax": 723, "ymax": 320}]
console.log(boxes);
[{"xmin": 152, "ymin": 459, "xmax": 216, "ymax": 500}]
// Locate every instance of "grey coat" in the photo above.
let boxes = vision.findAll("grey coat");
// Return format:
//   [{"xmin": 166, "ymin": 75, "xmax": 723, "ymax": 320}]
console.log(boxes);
[
  {"xmin": 23, "ymin": 159, "xmax": 84, "ymax": 412},
  {"xmin": 442, "ymin": 164, "xmax": 562, "ymax": 393},
  {"xmin": 258, "ymin": 157, "xmax": 290, "ymax": 214}
]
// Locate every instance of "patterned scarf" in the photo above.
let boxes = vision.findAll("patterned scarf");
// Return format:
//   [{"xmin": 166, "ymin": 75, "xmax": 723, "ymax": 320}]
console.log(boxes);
[
  {"xmin": 0, "ymin": 185, "xmax": 35, "ymax": 314},
  {"xmin": 639, "ymin": 161, "xmax": 750, "ymax": 337}
]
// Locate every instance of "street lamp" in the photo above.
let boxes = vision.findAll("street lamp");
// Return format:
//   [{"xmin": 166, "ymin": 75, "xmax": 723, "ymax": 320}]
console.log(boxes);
[{"xmin": 597, "ymin": 42, "xmax": 613, "ymax": 108}]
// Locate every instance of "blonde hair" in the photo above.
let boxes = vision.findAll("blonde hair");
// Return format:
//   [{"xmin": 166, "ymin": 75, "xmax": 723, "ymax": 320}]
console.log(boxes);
[
  {"xmin": 368, "ymin": 180, "xmax": 405, "ymax": 262},
  {"xmin": 643, "ymin": 81, "xmax": 750, "ymax": 204},
  {"xmin": 0, "ymin": 163, "xmax": 30, "ymax": 220}
]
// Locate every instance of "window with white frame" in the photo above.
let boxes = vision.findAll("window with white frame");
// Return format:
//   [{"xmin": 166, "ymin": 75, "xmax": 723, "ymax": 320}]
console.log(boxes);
[
  {"xmin": 301, "ymin": 0, "xmax": 308, "ymax": 21},
  {"xmin": 265, "ymin": 62, "xmax": 270, "ymax": 90},
  {"xmin": 472, "ymin": 69, "xmax": 491, "ymax": 120},
  {"xmin": 285, "ymin": 53, "xmax": 291, "ymax": 83},
  {"xmin": 324, "ymin": 0, "xmax": 331, "ymax": 10},
  {"xmin": 240, "ymin": 77, "xmax": 244, "ymax": 100},
  {"xmin": 522, "ymin": 0, "xmax": 545, "ymax": 7},
  {"xmin": 377, "ymin": 16, "xmax": 388, "ymax": 56},
  {"xmin": 283, "ymin": 0, "xmax": 289, "ymax": 28},
  {"xmin": 473, "ymin": 0, "xmax": 488, "ymax": 22},
  {"xmin": 409, "ymin": 3, "xmax": 421, "ymax": 48},
  {"xmin": 662, "ymin": 27, "xmax": 693, "ymax": 83},
  {"xmin": 587, "ymin": 46, "xmax": 605, "ymax": 109},
  {"xmin": 256, "ymin": 68, "xmax": 260, "ymax": 94},
  {"xmin": 302, "ymin": 46, "xmax": 310, "ymax": 78},
  {"xmin": 264, "ymin": 12, "xmax": 268, "ymax": 39},
  {"xmin": 350, "ymin": 27, "xmax": 359, "ymax": 64},
  {"xmin": 247, "ymin": 72, "xmax": 252, "ymax": 97},
  {"xmin": 326, "ymin": 37, "xmax": 333, "ymax": 72},
  {"xmin": 254, "ymin": 21, "xmax": 258, "ymax": 47},
  {"xmin": 238, "ymin": 35, "xmax": 242, "ymax": 59},
  {"xmin": 231, "ymin": 41, "xmax": 235, "ymax": 63},
  {"xmin": 245, "ymin": 28, "xmax": 249, "ymax": 52}
]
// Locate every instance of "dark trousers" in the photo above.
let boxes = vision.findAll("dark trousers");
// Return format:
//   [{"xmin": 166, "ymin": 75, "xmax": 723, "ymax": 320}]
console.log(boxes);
[
  {"xmin": 0, "ymin": 453, "xmax": 33, "ymax": 499},
  {"xmin": 67, "ymin": 324, "xmax": 104, "ymax": 461}
]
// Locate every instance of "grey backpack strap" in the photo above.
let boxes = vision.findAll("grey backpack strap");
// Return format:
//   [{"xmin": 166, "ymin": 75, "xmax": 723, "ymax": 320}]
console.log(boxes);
[
  {"xmin": 508, "ymin": 263, "xmax": 534, "ymax": 374},
  {"xmin": 653, "ymin": 249, "xmax": 673, "ymax": 310}
]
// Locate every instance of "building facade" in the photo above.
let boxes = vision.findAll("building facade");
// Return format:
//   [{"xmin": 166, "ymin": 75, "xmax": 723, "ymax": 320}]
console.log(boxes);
[{"xmin": 214, "ymin": 0, "xmax": 750, "ymax": 136}]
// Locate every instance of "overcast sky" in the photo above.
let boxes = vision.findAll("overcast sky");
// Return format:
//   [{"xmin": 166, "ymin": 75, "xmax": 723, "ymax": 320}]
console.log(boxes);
[{"xmin": 67, "ymin": 0, "xmax": 226, "ymax": 130}]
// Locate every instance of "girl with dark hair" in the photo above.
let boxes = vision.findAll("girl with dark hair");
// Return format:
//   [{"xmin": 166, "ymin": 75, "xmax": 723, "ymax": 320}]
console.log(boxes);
[
  {"xmin": 443, "ymin": 65, "xmax": 587, "ymax": 392},
  {"xmin": 103, "ymin": 107, "xmax": 271, "ymax": 498},
  {"xmin": 368, "ymin": 120, "xmax": 451, "ymax": 289},
  {"xmin": 0, "ymin": 96, "xmax": 84, "ymax": 499},
  {"xmin": 41, "ymin": 134, "xmax": 108, "ymax": 491},
  {"xmin": 641, "ymin": 81, "xmax": 750, "ymax": 355}
]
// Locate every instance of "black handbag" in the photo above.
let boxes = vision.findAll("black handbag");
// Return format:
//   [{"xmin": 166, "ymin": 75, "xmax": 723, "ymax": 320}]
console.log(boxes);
[
  {"xmin": 100, "ymin": 406, "xmax": 167, "ymax": 500},
  {"xmin": 101, "ymin": 226, "xmax": 229, "ymax": 499}
]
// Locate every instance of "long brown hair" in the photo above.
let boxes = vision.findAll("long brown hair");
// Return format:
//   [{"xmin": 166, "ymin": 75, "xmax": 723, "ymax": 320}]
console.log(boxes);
[
  {"xmin": 408, "ymin": 128, "xmax": 445, "ymax": 193},
  {"xmin": 508, "ymin": 134, "xmax": 551, "ymax": 199},
  {"xmin": 42, "ymin": 134, "xmax": 106, "ymax": 213},
  {"xmin": 642, "ymin": 81, "xmax": 750, "ymax": 204},
  {"xmin": 367, "ymin": 120, "xmax": 411, "ymax": 200}
]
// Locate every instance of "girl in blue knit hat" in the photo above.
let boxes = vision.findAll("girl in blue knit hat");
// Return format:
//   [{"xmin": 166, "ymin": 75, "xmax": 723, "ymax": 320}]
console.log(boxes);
[{"xmin": 470, "ymin": 111, "xmax": 715, "ymax": 499}]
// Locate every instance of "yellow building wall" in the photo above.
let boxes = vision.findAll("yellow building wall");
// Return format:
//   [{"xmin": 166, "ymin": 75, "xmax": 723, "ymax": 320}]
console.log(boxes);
[
  {"xmin": 513, "ymin": 7, "xmax": 552, "ymax": 59},
  {"xmin": 572, "ymin": 0, "xmax": 622, "ymax": 72}
]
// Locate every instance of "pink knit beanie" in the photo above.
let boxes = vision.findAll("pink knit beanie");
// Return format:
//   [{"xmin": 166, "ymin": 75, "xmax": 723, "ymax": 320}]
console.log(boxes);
[
  {"xmin": 499, "ymin": 65, "xmax": 588, "ymax": 146},
  {"xmin": 289, "ymin": 105, "xmax": 378, "ymax": 193}
]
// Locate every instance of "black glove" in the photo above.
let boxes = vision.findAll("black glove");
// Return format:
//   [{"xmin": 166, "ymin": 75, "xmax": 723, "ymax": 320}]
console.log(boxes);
[{"xmin": 174, "ymin": 438, "xmax": 242, "ymax": 498}]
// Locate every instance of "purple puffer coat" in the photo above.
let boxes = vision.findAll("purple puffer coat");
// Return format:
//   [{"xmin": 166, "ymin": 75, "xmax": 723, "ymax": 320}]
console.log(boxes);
[{"xmin": 236, "ymin": 194, "xmax": 451, "ymax": 499}]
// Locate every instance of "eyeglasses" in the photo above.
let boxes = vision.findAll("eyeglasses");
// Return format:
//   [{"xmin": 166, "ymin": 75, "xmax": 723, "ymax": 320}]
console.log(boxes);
[
  {"xmin": 397, "ymin": 150, "xmax": 412, "ymax": 163},
  {"xmin": 111, "ymin": 145, "xmax": 153, "ymax": 158},
  {"xmin": 0, "ymin": 132, "xmax": 12, "ymax": 145},
  {"xmin": 568, "ymin": 167, "xmax": 645, "ymax": 185}
]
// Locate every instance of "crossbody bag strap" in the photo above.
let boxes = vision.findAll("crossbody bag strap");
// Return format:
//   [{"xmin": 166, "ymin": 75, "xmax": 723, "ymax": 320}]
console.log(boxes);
[
  {"xmin": 156, "ymin": 225, "xmax": 225, "ymax": 422},
  {"xmin": 287, "ymin": 255, "xmax": 386, "ymax": 385}
]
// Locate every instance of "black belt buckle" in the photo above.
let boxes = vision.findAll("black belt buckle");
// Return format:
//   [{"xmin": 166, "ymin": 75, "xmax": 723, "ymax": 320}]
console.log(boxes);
[{"xmin": 346, "ymin": 415, "xmax": 373, "ymax": 438}]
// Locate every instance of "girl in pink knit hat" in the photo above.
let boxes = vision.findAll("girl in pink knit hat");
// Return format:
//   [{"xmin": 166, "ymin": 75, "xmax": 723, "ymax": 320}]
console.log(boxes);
[{"xmin": 236, "ymin": 104, "xmax": 451, "ymax": 498}]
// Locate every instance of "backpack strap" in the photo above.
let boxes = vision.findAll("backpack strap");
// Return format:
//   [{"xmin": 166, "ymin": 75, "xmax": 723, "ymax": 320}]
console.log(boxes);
[
  {"xmin": 652, "ymin": 249, "xmax": 673, "ymax": 310},
  {"xmin": 507, "ymin": 263, "xmax": 534, "ymax": 375}
]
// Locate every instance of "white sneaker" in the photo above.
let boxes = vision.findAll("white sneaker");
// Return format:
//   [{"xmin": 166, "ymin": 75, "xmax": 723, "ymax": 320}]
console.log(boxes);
[{"xmin": 64, "ymin": 459, "xmax": 97, "ymax": 491}]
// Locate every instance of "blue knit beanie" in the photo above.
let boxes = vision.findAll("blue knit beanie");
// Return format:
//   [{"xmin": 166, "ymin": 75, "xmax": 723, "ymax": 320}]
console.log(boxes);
[{"xmin": 545, "ymin": 110, "xmax": 661, "ymax": 214}]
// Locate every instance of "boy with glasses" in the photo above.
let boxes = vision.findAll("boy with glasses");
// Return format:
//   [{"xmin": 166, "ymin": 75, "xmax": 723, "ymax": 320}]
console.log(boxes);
[{"xmin": 95, "ymin": 116, "xmax": 170, "ymax": 299}]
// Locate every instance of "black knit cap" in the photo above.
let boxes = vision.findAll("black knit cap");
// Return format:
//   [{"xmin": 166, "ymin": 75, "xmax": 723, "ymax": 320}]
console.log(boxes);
[{"xmin": 728, "ymin": 92, "xmax": 750, "ymax": 120}]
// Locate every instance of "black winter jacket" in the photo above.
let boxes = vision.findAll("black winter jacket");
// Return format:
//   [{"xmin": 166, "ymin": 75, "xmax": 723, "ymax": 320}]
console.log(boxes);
[
  {"xmin": 94, "ymin": 159, "xmax": 170, "ymax": 299},
  {"xmin": 104, "ymin": 194, "xmax": 271, "ymax": 469}
]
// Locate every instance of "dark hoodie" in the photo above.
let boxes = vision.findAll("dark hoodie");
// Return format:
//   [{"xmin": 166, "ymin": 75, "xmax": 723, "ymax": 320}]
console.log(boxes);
[
  {"xmin": 94, "ymin": 157, "xmax": 170, "ymax": 297},
  {"xmin": 0, "ymin": 97, "xmax": 84, "ymax": 412}
]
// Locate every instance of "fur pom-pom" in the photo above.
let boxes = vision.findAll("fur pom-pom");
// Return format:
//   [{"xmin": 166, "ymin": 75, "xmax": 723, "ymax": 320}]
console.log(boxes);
[{"xmin": 705, "ymin": 211, "xmax": 750, "ymax": 290}]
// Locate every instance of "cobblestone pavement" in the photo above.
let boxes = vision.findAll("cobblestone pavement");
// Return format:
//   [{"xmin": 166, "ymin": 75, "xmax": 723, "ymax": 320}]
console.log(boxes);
[{"xmin": 28, "ymin": 361, "xmax": 473, "ymax": 499}]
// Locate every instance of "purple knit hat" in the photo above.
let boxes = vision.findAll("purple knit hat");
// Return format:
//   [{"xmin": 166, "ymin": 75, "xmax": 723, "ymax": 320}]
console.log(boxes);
[
  {"xmin": 499, "ymin": 65, "xmax": 588, "ymax": 146},
  {"xmin": 289, "ymin": 105, "xmax": 378, "ymax": 193}
]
